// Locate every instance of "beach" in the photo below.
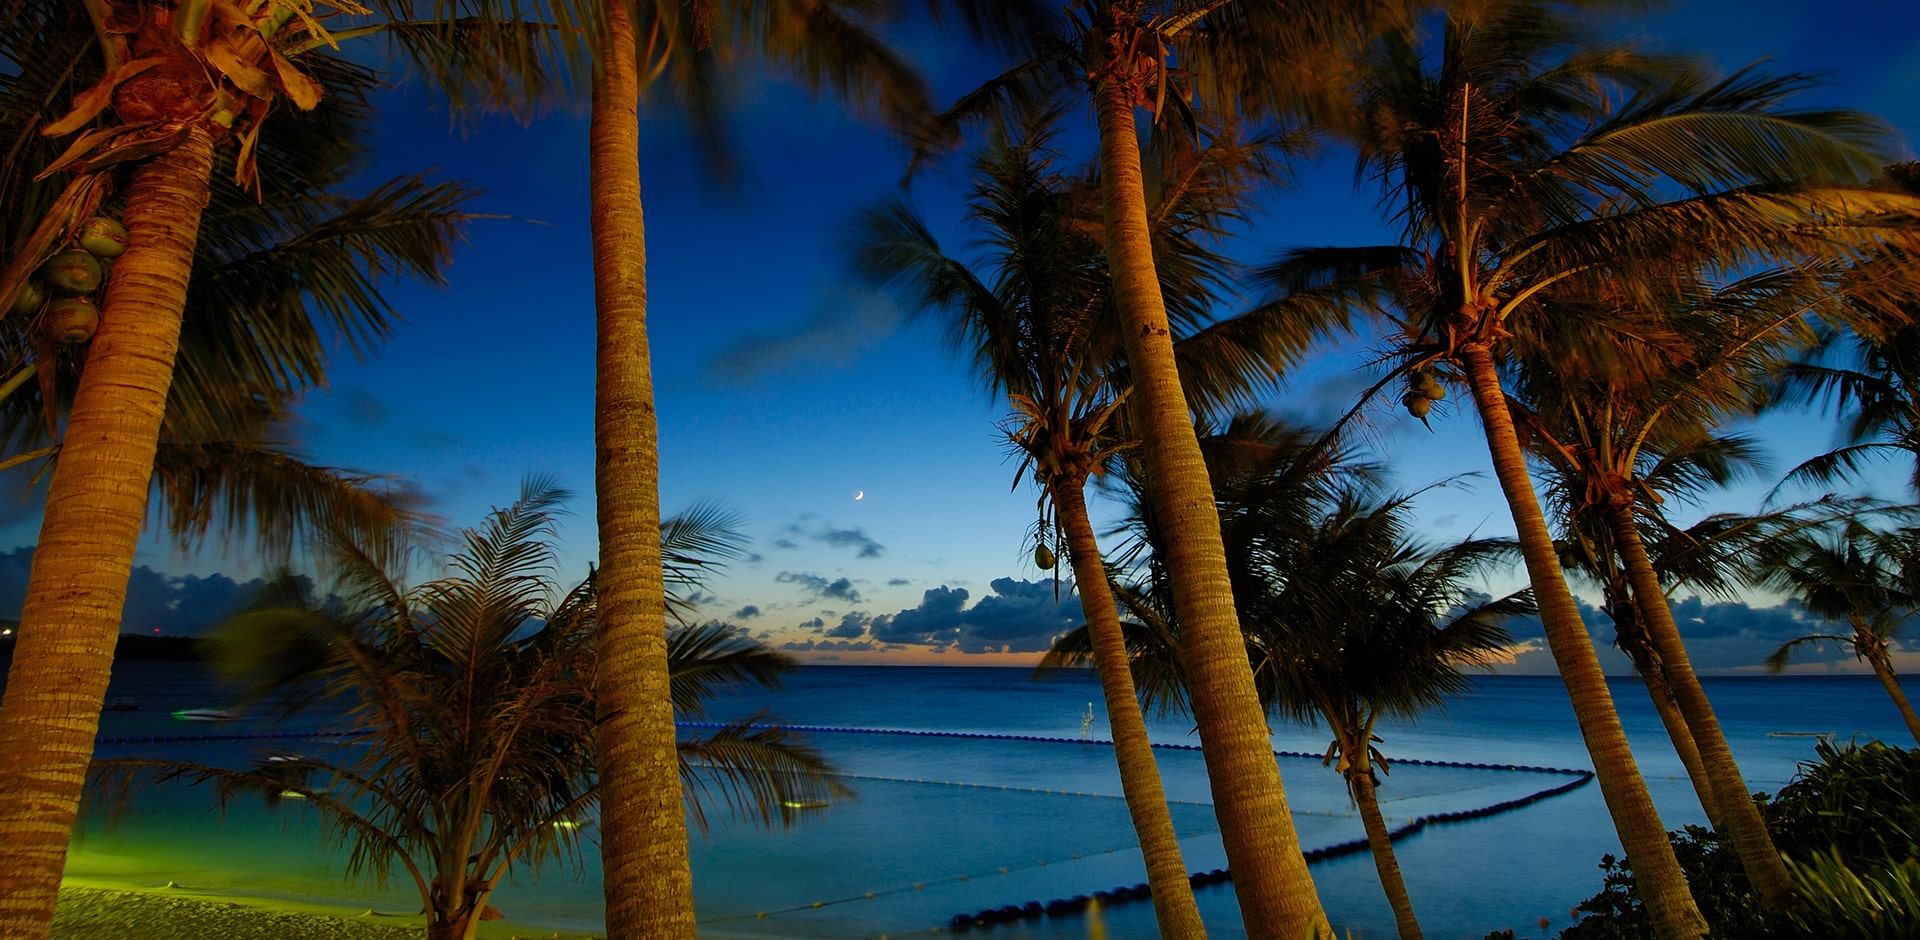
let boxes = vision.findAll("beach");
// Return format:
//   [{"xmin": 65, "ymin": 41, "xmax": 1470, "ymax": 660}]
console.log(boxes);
[{"xmin": 54, "ymin": 884, "xmax": 610, "ymax": 940}]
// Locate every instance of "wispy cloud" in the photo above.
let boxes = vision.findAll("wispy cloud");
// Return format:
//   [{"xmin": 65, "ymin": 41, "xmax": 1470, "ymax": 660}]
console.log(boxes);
[{"xmin": 700, "ymin": 286, "xmax": 901, "ymax": 387}]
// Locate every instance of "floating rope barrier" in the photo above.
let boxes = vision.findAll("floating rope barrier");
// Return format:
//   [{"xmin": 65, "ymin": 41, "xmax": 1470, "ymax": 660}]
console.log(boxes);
[
  {"xmin": 674, "ymin": 722, "xmax": 1592, "ymax": 778},
  {"xmin": 944, "ymin": 770, "xmax": 1597, "ymax": 932}
]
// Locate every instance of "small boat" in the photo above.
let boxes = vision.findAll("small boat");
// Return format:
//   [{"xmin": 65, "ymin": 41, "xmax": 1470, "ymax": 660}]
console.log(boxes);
[
  {"xmin": 103, "ymin": 697, "xmax": 139, "ymax": 711},
  {"xmin": 170, "ymin": 708, "xmax": 240, "ymax": 722}
]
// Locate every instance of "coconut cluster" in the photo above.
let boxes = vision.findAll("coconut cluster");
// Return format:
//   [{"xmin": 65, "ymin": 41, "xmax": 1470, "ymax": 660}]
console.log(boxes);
[
  {"xmin": 1401, "ymin": 368, "xmax": 1447, "ymax": 418},
  {"xmin": 9, "ymin": 215, "xmax": 128, "ymax": 344}
]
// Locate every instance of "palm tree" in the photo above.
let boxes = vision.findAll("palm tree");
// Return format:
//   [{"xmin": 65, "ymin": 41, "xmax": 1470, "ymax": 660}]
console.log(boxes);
[
  {"xmin": 576, "ymin": 4, "xmax": 930, "ymax": 933},
  {"xmin": 1053, "ymin": 417, "xmax": 1527, "ymax": 940},
  {"xmin": 1230, "ymin": 486, "xmax": 1529, "ymax": 940},
  {"xmin": 1508, "ymin": 275, "xmax": 1855, "ymax": 904},
  {"xmin": 913, "ymin": 9, "xmax": 1402, "ymax": 933},
  {"xmin": 1758, "ymin": 520, "xmax": 1920, "ymax": 744},
  {"xmin": 0, "ymin": 7, "xmax": 492, "ymax": 929},
  {"xmin": 1255, "ymin": 4, "xmax": 1912, "ymax": 933},
  {"xmin": 92, "ymin": 482, "xmax": 842, "ymax": 940},
  {"xmin": 849, "ymin": 106, "xmax": 1219, "ymax": 936}
]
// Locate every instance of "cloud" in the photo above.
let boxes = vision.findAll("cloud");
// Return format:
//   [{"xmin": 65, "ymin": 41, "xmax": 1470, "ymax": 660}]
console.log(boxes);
[
  {"xmin": 779, "ymin": 519, "xmax": 885, "ymax": 559},
  {"xmin": 0, "ymin": 546, "xmax": 270, "ymax": 636},
  {"xmin": 888, "ymin": 578, "xmax": 911, "ymax": 586},
  {"xmin": 798, "ymin": 616, "xmax": 826, "ymax": 631},
  {"xmin": 816, "ymin": 527, "xmax": 884, "ymax": 559},
  {"xmin": 700, "ymin": 286, "xmax": 902, "ymax": 387},
  {"xmin": 780, "ymin": 638, "xmax": 880, "ymax": 652},
  {"xmin": 869, "ymin": 578, "xmax": 1083, "ymax": 654},
  {"xmin": 826, "ymin": 611, "xmax": 871, "ymax": 639},
  {"xmin": 1499, "ymin": 594, "xmax": 1848, "ymax": 674},
  {"xmin": 733, "ymin": 605, "xmax": 762, "ymax": 619},
  {"xmin": 777, "ymin": 571, "xmax": 863, "ymax": 604}
]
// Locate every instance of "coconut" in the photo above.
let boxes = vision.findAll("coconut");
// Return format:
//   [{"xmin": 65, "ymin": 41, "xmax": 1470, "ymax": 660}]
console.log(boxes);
[
  {"xmin": 42, "ymin": 250, "xmax": 103, "ymax": 296},
  {"xmin": 76, "ymin": 216, "xmax": 129, "ymax": 258},
  {"xmin": 1403, "ymin": 392, "xmax": 1433, "ymax": 419},
  {"xmin": 1422, "ymin": 381, "xmax": 1447, "ymax": 401},
  {"xmin": 42, "ymin": 296, "xmax": 100, "ymax": 344},
  {"xmin": 1034, "ymin": 543, "xmax": 1056, "ymax": 570},
  {"xmin": 8, "ymin": 278, "xmax": 45, "ymax": 317}
]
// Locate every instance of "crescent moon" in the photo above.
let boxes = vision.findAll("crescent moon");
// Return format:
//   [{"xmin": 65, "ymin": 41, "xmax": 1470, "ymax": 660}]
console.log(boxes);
[{"xmin": 853, "ymin": 490, "xmax": 865, "ymax": 501}]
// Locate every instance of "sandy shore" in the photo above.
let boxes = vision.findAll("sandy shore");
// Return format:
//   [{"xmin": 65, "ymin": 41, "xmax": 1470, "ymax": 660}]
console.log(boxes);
[{"xmin": 53, "ymin": 885, "xmax": 605, "ymax": 940}]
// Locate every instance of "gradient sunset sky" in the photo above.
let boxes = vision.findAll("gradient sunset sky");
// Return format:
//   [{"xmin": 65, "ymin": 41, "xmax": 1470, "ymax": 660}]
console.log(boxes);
[{"xmin": 3, "ymin": 0, "xmax": 1918, "ymax": 670}]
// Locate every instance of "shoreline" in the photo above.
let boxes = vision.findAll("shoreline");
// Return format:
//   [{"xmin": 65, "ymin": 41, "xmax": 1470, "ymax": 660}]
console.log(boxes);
[{"xmin": 55, "ymin": 880, "xmax": 606, "ymax": 940}]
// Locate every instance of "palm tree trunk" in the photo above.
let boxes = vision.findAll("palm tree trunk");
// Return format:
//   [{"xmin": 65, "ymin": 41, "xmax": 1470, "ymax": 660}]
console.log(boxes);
[
  {"xmin": 588, "ymin": 6, "xmax": 696, "ymax": 937},
  {"xmin": 1346, "ymin": 754, "xmax": 1422, "ymax": 940},
  {"xmin": 1456, "ymin": 343, "xmax": 1707, "ymax": 940},
  {"xmin": 1604, "ymin": 502, "xmax": 1793, "ymax": 905},
  {"xmin": 1092, "ymin": 73, "xmax": 1328, "ymax": 940},
  {"xmin": 1052, "ymin": 481, "xmax": 1207, "ymax": 938},
  {"xmin": 0, "ymin": 124, "xmax": 217, "ymax": 939},
  {"xmin": 1604, "ymin": 586, "xmax": 1723, "ymax": 828},
  {"xmin": 1864, "ymin": 648, "xmax": 1920, "ymax": 745},
  {"xmin": 1640, "ymin": 663, "xmax": 1722, "ymax": 829}
]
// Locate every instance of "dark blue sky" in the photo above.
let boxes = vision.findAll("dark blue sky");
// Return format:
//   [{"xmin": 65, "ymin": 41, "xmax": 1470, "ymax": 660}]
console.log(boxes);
[{"xmin": 4, "ymin": 0, "xmax": 1916, "ymax": 668}]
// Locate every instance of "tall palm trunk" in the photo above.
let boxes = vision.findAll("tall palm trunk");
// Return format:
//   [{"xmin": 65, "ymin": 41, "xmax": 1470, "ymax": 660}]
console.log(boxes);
[
  {"xmin": 1604, "ymin": 502, "xmax": 1794, "ymax": 904},
  {"xmin": 1860, "ymin": 638, "xmax": 1920, "ymax": 744},
  {"xmin": 1606, "ymin": 588, "xmax": 1722, "ymax": 827},
  {"xmin": 1051, "ymin": 481, "xmax": 1207, "ymax": 938},
  {"xmin": 1345, "ymin": 750, "xmax": 1422, "ymax": 940},
  {"xmin": 588, "ymin": 6, "xmax": 696, "ymax": 936},
  {"xmin": 1091, "ymin": 74, "xmax": 1329, "ymax": 940},
  {"xmin": 1641, "ymin": 664, "xmax": 1722, "ymax": 828},
  {"xmin": 0, "ymin": 125, "xmax": 218, "ymax": 939},
  {"xmin": 1457, "ymin": 343, "xmax": 1707, "ymax": 940}
]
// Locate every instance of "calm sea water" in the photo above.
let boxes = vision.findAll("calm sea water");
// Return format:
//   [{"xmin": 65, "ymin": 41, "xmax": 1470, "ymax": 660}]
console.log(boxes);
[{"xmin": 43, "ymin": 661, "xmax": 1920, "ymax": 940}]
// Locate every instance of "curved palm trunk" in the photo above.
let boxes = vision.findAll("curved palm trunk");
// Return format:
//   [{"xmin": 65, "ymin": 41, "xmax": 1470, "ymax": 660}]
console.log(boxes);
[
  {"xmin": 1092, "ymin": 78, "xmax": 1328, "ymax": 940},
  {"xmin": 1605, "ymin": 503, "xmax": 1793, "ymax": 905},
  {"xmin": 1863, "ymin": 645, "xmax": 1920, "ymax": 745},
  {"xmin": 588, "ymin": 6, "xmax": 696, "ymax": 936},
  {"xmin": 1345, "ymin": 753, "xmax": 1422, "ymax": 940},
  {"xmin": 1457, "ymin": 344, "xmax": 1706, "ymax": 940},
  {"xmin": 0, "ymin": 125, "xmax": 217, "ymax": 939},
  {"xmin": 1052, "ymin": 482, "xmax": 1207, "ymax": 938},
  {"xmin": 1608, "ymin": 589, "xmax": 1722, "ymax": 828},
  {"xmin": 1640, "ymin": 665, "xmax": 1722, "ymax": 828}
]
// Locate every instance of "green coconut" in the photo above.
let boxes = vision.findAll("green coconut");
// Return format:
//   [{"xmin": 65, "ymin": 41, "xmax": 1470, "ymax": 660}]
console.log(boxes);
[
  {"xmin": 42, "ymin": 250, "xmax": 103, "ymax": 296},
  {"xmin": 8, "ymin": 278, "xmax": 45, "ymax": 317},
  {"xmin": 1403, "ymin": 392, "xmax": 1433, "ymax": 419},
  {"xmin": 1421, "ymin": 381, "xmax": 1447, "ymax": 401},
  {"xmin": 76, "ymin": 216, "xmax": 129, "ymax": 258},
  {"xmin": 42, "ymin": 296, "xmax": 100, "ymax": 344},
  {"xmin": 1034, "ymin": 543, "xmax": 1056, "ymax": 570}
]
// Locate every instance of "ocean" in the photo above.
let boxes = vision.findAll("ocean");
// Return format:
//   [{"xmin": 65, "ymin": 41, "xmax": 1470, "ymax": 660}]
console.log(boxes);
[{"xmin": 53, "ymin": 661, "xmax": 1920, "ymax": 939}]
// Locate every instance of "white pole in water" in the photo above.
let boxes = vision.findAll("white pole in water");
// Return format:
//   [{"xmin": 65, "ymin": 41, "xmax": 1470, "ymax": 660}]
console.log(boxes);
[{"xmin": 1081, "ymin": 702, "xmax": 1096, "ymax": 739}]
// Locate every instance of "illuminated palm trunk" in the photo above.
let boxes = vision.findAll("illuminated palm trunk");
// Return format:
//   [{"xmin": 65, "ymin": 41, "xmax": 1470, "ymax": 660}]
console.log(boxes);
[
  {"xmin": 1456, "ymin": 343, "xmax": 1707, "ymax": 940},
  {"xmin": 0, "ymin": 124, "xmax": 217, "ymax": 939},
  {"xmin": 587, "ymin": 5, "xmax": 697, "ymax": 936},
  {"xmin": 1051, "ymin": 481, "xmax": 1207, "ymax": 938},
  {"xmin": 1092, "ymin": 68, "xmax": 1329, "ymax": 940},
  {"xmin": 1605, "ymin": 501, "xmax": 1793, "ymax": 904},
  {"xmin": 1605, "ymin": 587, "xmax": 1722, "ymax": 827}
]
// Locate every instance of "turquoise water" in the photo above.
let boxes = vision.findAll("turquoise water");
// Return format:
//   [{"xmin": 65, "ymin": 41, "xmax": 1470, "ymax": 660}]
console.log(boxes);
[{"xmin": 58, "ymin": 662, "xmax": 1920, "ymax": 939}]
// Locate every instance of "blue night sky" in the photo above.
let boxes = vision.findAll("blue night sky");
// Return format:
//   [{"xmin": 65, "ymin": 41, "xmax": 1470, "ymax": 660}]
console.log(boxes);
[{"xmin": 4, "ymin": 0, "xmax": 1918, "ymax": 669}]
